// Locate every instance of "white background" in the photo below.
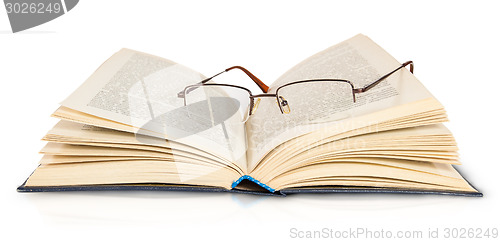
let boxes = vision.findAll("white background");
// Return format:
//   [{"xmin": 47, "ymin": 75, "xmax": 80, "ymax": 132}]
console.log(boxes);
[{"xmin": 1, "ymin": 1, "xmax": 499, "ymax": 241}]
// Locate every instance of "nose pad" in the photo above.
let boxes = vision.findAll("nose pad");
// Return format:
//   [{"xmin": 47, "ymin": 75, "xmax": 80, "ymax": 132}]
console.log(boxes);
[
  {"xmin": 278, "ymin": 96, "xmax": 291, "ymax": 114},
  {"xmin": 251, "ymin": 98, "xmax": 261, "ymax": 115}
]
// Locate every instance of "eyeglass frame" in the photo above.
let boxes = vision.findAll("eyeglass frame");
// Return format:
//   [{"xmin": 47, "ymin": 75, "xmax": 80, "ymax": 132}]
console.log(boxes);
[{"xmin": 178, "ymin": 61, "xmax": 414, "ymax": 117}]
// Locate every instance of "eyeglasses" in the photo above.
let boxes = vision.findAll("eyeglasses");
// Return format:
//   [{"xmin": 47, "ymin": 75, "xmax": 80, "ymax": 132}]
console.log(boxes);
[{"xmin": 178, "ymin": 61, "xmax": 414, "ymax": 123}]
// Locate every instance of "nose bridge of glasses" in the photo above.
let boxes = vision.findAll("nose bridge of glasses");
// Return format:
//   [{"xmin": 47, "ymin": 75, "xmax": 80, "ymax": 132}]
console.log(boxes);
[{"xmin": 250, "ymin": 93, "xmax": 277, "ymax": 98}]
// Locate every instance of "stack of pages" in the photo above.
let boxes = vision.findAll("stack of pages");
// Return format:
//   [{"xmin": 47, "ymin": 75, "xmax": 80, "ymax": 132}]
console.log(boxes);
[{"xmin": 18, "ymin": 34, "xmax": 481, "ymax": 196}]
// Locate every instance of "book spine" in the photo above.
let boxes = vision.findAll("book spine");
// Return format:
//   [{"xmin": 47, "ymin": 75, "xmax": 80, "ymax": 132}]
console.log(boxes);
[{"xmin": 231, "ymin": 175, "xmax": 275, "ymax": 193}]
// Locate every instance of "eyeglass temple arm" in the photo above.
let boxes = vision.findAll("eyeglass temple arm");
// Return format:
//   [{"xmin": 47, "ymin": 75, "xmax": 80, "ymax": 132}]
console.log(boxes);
[
  {"xmin": 223, "ymin": 66, "xmax": 269, "ymax": 93},
  {"xmin": 177, "ymin": 66, "xmax": 269, "ymax": 98},
  {"xmin": 354, "ymin": 61, "xmax": 413, "ymax": 93}
]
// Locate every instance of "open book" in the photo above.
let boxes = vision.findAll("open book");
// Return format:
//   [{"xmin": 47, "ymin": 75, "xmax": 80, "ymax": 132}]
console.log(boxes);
[{"xmin": 18, "ymin": 34, "xmax": 481, "ymax": 196}]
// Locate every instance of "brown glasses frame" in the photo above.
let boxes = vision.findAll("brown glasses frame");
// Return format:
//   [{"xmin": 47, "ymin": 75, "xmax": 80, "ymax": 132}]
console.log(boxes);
[{"xmin": 179, "ymin": 61, "xmax": 414, "ymax": 117}]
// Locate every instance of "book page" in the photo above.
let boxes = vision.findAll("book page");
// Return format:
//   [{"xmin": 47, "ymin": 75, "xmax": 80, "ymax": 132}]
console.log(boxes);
[
  {"xmin": 269, "ymin": 161, "xmax": 476, "ymax": 193},
  {"xmin": 246, "ymin": 34, "xmax": 437, "ymax": 171},
  {"xmin": 25, "ymin": 159, "xmax": 239, "ymax": 189},
  {"xmin": 45, "ymin": 120, "xmax": 227, "ymax": 163},
  {"xmin": 60, "ymin": 49, "xmax": 248, "ymax": 172}
]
